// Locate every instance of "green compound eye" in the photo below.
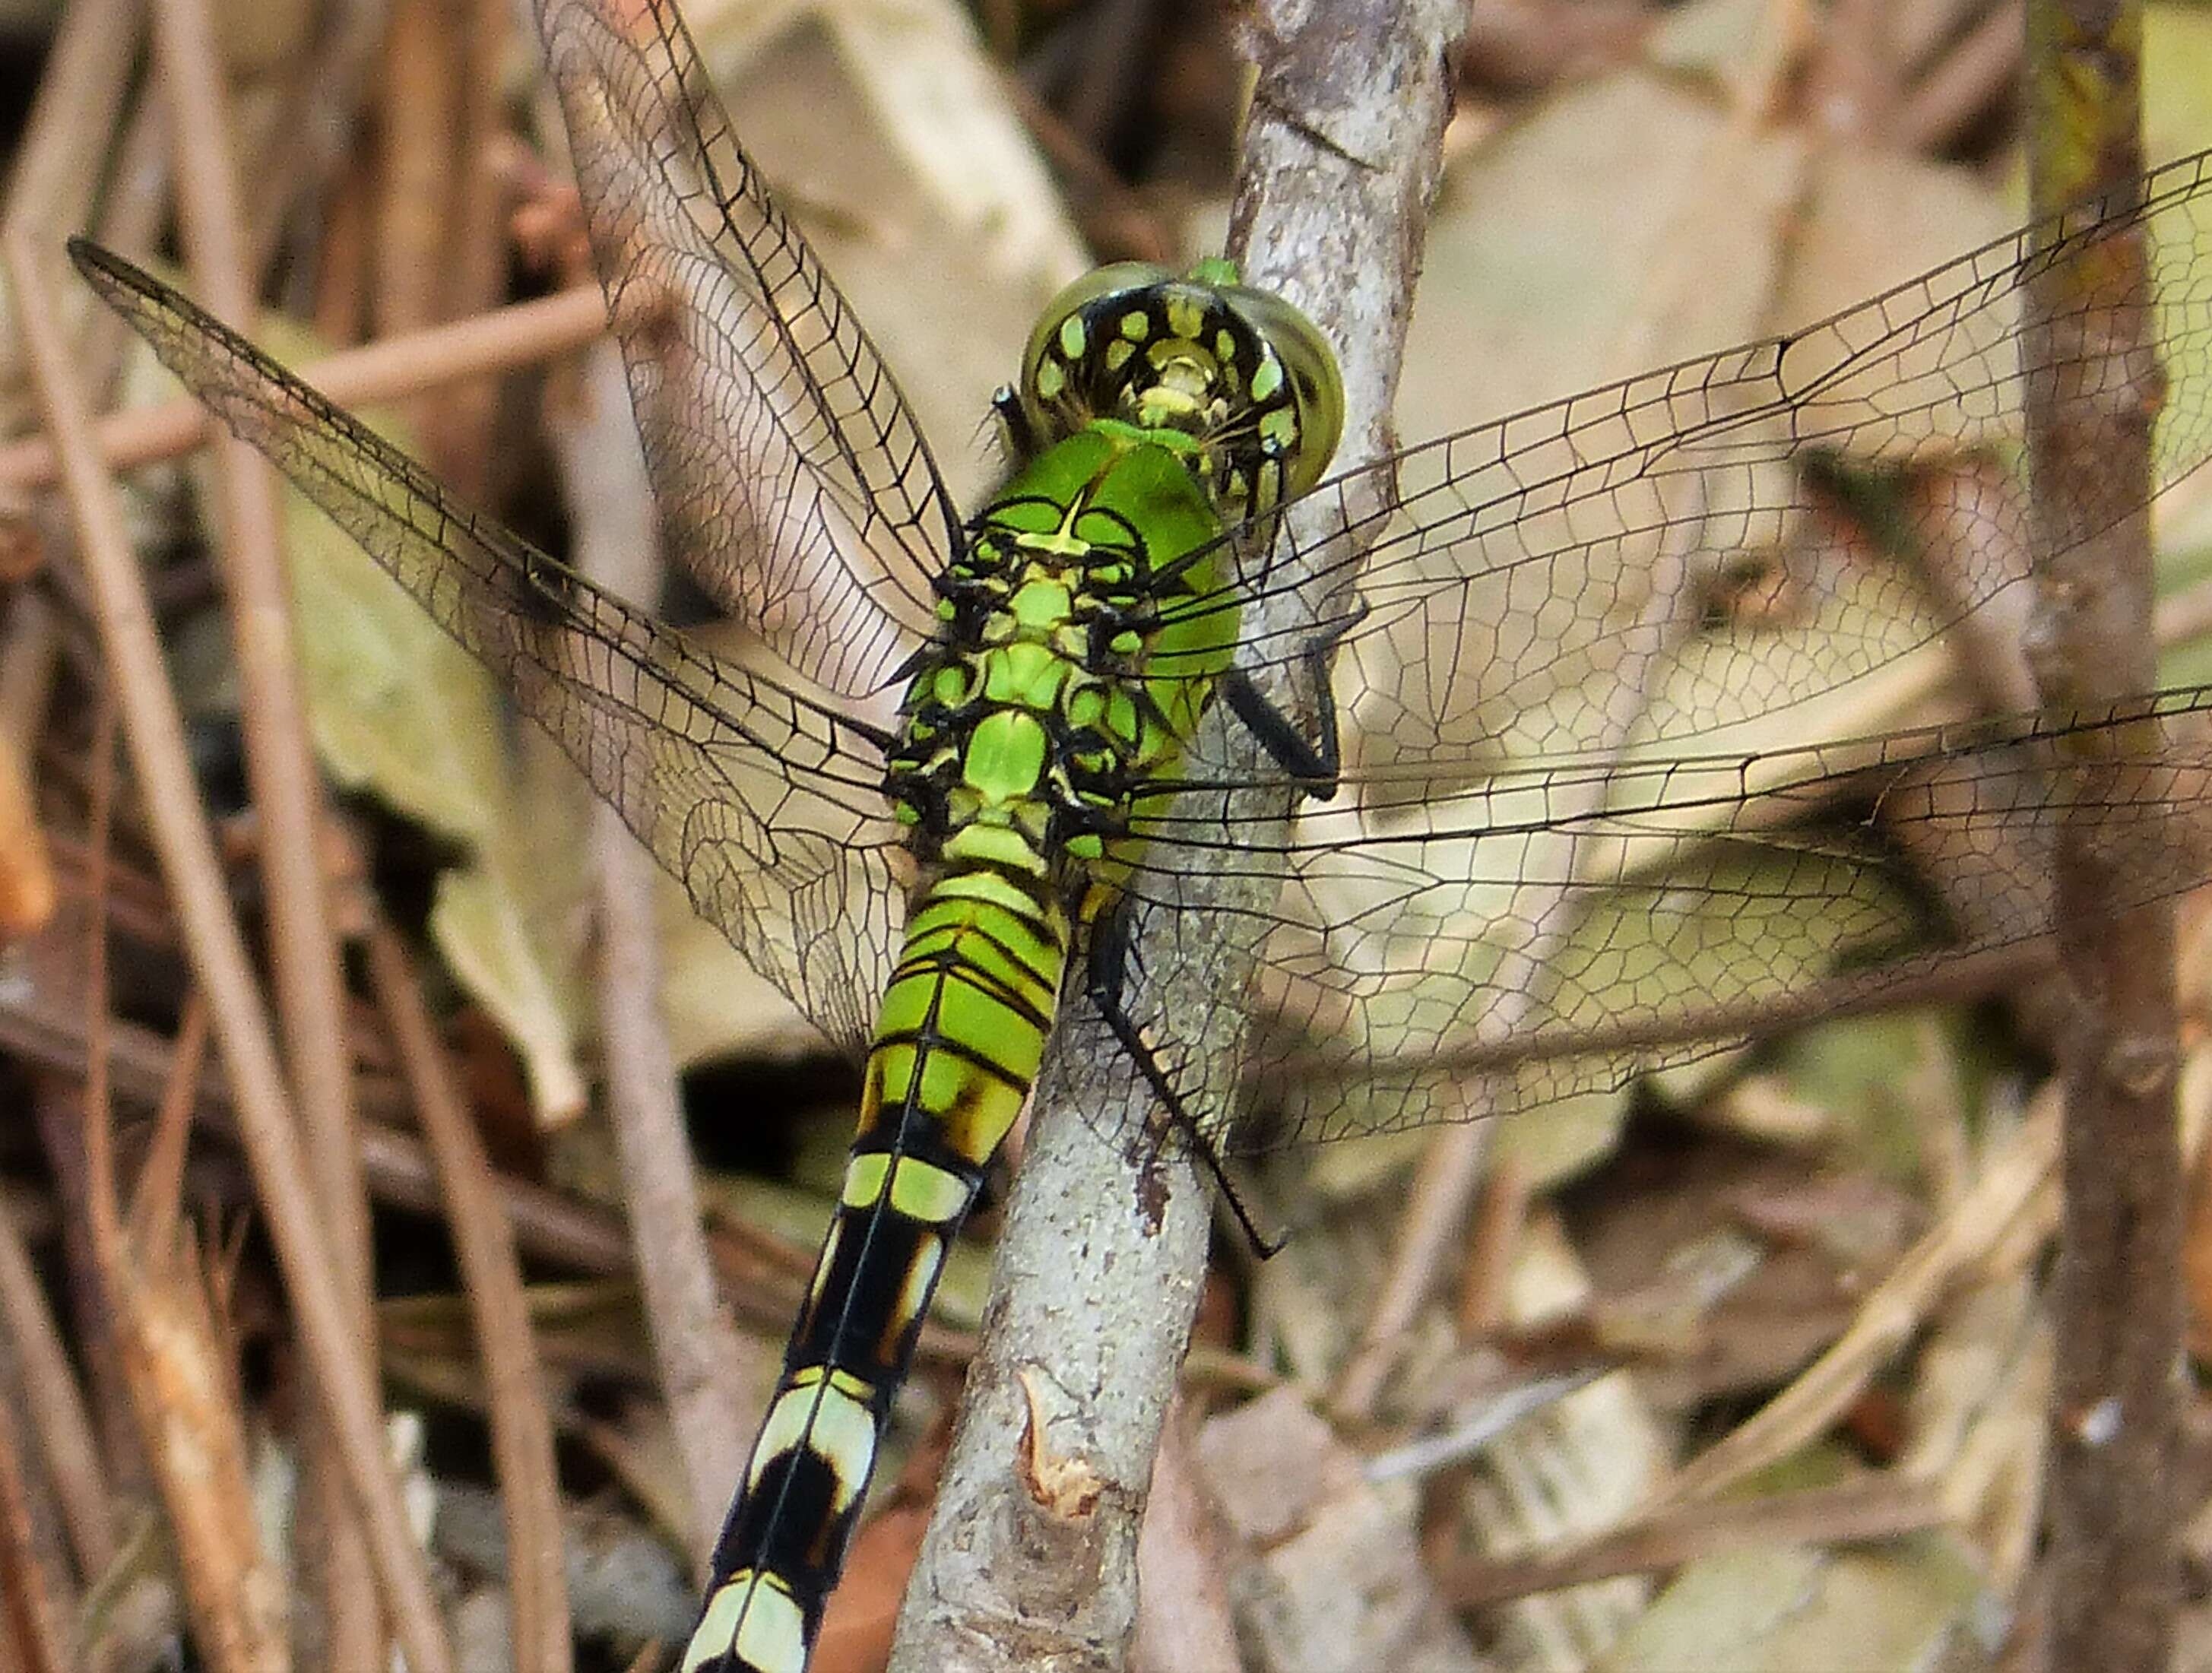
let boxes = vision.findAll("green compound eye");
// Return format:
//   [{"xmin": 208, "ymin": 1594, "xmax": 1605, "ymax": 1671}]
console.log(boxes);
[
  {"xmin": 1012, "ymin": 263, "xmax": 1178, "ymax": 442},
  {"xmin": 1006, "ymin": 260, "xmax": 1345, "ymax": 506},
  {"xmin": 1215, "ymin": 281, "xmax": 1343, "ymax": 498}
]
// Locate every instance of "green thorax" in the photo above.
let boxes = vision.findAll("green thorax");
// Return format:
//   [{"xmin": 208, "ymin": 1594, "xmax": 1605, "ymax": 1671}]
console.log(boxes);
[
  {"xmin": 885, "ymin": 426, "xmax": 1233, "ymax": 879},
  {"xmin": 884, "ymin": 263, "xmax": 1345, "ymax": 898}
]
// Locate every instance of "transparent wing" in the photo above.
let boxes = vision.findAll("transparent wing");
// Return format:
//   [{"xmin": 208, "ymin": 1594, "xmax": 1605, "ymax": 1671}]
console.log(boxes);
[
  {"xmin": 1127, "ymin": 696, "xmax": 2211, "ymax": 1151},
  {"xmin": 1173, "ymin": 152, "xmax": 2212, "ymax": 762},
  {"xmin": 74, "ymin": 241, "xmax": 903, "ymax": 1057},
  {"xmin": 536, "ymin": 0, "xmax": 962, "ymax": 699},
  {"xmin": 1114, "ymin": 152, "xmax": 2212, "ymax": 1151}
]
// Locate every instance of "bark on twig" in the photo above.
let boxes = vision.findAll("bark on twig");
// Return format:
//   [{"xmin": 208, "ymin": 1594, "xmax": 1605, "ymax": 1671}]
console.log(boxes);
[
  {"xmin": 888, "ymin": 3, "xmax": 1456, "ymax": 1666},
  {"xmin": 2021, "ymin": 4, "xmax": 2182, "ymax": 1665}
]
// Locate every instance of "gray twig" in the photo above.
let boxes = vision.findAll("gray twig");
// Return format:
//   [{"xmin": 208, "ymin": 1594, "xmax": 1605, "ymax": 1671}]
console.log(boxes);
[{"xmin": 889, "ymin": 2, "xmax": 1457, "ymax": 1666}]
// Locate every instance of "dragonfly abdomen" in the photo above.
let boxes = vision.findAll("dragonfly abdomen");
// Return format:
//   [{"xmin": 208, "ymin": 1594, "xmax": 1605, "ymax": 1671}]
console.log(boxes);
[
  {"xmin": 685, "ymin": 858, "xmax": 1069, "ymax": 1673},
  {"xmin": 686, "ymin": 430, "xmax": 1256, "ymax": 1671}
]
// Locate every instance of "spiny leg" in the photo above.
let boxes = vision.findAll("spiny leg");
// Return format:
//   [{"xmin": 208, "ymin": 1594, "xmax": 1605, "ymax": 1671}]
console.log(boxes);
[
  {"xmin": 1219, "ymin": 595, "xmax": 1369, "ymax": 797},
  {"xmin": 1084, "ymin": 897, "xmax": 1280, "ymax": 1256}
]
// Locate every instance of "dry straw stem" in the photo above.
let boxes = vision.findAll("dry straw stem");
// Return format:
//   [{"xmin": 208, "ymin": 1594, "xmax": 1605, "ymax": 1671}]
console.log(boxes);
[
  {"xmin": 1655, "ymin": 1091, "xmax": 2059, "ymax": 1506},
  {"xmin": 550, "ymin": 339, "xmax": 759, "ymax": 1567},
  {"xmin": 0, "ymin": 0, "xmax": 145, "ymax": 936},
  {"xmin": 0, "ymin": 721, "xmax": 55, "ymax": 935},
  {"xmin": 0, "ymin": 1373, "xmax": 73, "ymax": 1673},
  {"xmin": 147, "ymin": 0, "xmax": 384, "ymax": 1650},
  {"xmin": 0, "ymin": 284, "xmax": 607, "ymax": 499},
  {"xmin": 0, "ymin": 1192, "xmax": 110, "ymax": 1581},
  {"xmin": 81, "ymin": 705, "xmax": 280, "ymax": 1673},
  {"xmin": 888, "ymin": 1, "xmax": 1457, "ymax": 1667},
  {"xmin": 365, "ymin": 920, "xmax": 573, "ymax": 1673},
  {"xmin": 1438, "ymin": 1472, "xmax": 1954, "ymax": 1608},
  {"xmin": 5, "ymin": 235, "xmax": 458, "ymax": 1673}
]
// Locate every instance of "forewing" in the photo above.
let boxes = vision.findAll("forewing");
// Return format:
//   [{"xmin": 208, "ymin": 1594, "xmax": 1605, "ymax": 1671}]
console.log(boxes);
[
  {"xmin": 74, "ymin": 241, "xmax": 902, "ymax": 1057},
  {"xmin": 1178, "ymin": 152, "xmax": 2212, "ymax": 771},
  {"xmin": 537, "ymin": 0, "xmax": 962, "ymax": 699},
  {"xmin": 1120, "ymin": 152, "xmax": 2212, "ymax": 1151}
]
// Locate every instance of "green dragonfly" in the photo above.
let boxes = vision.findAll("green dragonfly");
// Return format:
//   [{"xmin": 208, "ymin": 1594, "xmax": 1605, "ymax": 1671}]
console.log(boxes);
[{"xmin": 69, "ymin": 0, "xmax": 2212, "ymax": 1667}]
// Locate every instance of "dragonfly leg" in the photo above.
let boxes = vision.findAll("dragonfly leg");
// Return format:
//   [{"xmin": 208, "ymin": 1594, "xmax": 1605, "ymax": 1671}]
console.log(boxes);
[
  {"xmin": 1219, "ymin": 594, "xmax": 1369, "ymax": 799},
  {"xmin": 992, "ymin": 383, "xmax": 1045, "ymax": 464},
  {"xmin": 1083, "ymin": 900, "xmax": 1282, "ymax": 1257}
]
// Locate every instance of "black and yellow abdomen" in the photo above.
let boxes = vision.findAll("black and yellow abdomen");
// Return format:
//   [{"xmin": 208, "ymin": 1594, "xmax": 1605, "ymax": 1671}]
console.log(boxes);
[
  {"xmin": 682, "ymin": 435, "xmax": 1228, "ymax": 1673},
  {"xmin": 689, "ymin": 854, "xmax": 1068, "ymax": 1673},
  {"xmin": 682, "ymin": 265, "xmax": 1342, "ymax": 1673}
]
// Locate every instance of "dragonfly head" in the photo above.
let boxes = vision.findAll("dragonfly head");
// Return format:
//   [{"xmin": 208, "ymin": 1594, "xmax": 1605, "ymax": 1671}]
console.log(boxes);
[{"xmin": 1007, "ymin": 261, "xmax": 1344, "ymax": 524}]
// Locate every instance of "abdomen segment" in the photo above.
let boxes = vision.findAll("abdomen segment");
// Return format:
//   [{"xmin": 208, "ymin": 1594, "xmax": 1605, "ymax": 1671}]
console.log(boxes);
[{"xmin": 683, "ymin": 860, "xmax": 1070, "ymax": 1673}]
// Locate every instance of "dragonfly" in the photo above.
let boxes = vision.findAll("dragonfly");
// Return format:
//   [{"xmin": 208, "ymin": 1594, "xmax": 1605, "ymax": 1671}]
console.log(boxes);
[{"xmin": 68, "ymin": 0, "xmax": 2212, "ymax": 1665}]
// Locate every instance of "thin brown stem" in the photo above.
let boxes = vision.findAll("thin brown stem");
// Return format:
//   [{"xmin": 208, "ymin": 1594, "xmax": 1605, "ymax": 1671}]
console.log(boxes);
[
  {"xmin": 151, "ymin": 0, "xmax": 381, "ymax": 1653},
  {"xmin": 0, "ymin": 284, "xmax": 607, "ymax": 499},
  {"xmin": 550, "ymin": 341, "xmax": 757, "ymax": 1567},
  {"xmin": 5, "ymin": 233, "xmax": 457, "ymax": 1673},
  {"xmin": 0, "ymin": 1190, "xmax": 113, "ymax": 1583},
  {"xmin": 365, "ymin": 921, "xmax": 573, "ymax": 1673},
  {"xmin": 1437, "ymin": 1474, "xmax": 1952, "ymax": 1609},
  {"xmin": 0, "ymin": 1377, "xmax": 73, "ymax": 1673}
]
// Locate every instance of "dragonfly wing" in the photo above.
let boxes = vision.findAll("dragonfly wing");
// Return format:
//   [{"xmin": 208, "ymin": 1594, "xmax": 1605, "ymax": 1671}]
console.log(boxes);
[
  {"xmin": 1119, "ymin": 700, "xmax": 2212, "ymax": 1152},
  {"xmin": 1190, "ymin": 152, "xmax": 2212, "ymax": 775},
  {"xmin": 537, "ymin": 0, "xmax": 962, "ymax": 699},
  {"xmin": 1121, "ymin": 154, "xmax": 2212, "ymax": 1151},
  {"xmin": 74, "ymin": 241, "xmax": 901, "ymax": 1057}
]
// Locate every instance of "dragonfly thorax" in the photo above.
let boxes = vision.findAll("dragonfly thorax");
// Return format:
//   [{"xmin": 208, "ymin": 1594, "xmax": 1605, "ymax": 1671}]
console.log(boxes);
[
  {"xmin": 886, "ymin": 426, "xmax": 1243, "ymax": 882},
  {"xmin": 1003, "ymin": 261, "xmax": 1345, "ymax": 529}
]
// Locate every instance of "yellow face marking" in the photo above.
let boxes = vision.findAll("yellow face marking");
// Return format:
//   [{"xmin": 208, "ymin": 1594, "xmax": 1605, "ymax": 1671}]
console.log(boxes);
[
  {"xmin": 751, "ymin": 1379, "xmax": 879, "ymax": 1517},
  {"xmin": 1058, "ymin": 316, "xmax": 1086, "ymax": 359},
  {"xmin": 1250, "ymin": 353, "xmax": 1285, "ymax": 401},
  {"xmin": 1104, "ymin": 340, "xmax": 1136, "ymax": 372},
  {"xmin": 889, "ymin": 1157, "xmax": 971, "ymax": 1223},
  {"xmin": 1033, "ymin": 357, "xmax": 1066, "ymax": 401},
  {"xmin": 1165, "ymin": 295, "xmax": 1203, "ymax": 341},
  {"xmin": 1215, "ymin": 328, "xmax": 1237, "ymax": 362},
  {"xmin": 683, "ymin": 1572, "xmax": 807, "ymax": 1673},
  {"xmin": 1119, "ymin": 310, "xmax": 1151, "ymax": 341}
]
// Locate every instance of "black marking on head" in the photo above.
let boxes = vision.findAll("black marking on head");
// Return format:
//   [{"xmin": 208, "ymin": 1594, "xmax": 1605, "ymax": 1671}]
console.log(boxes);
[{"xmin": 1014, "ymin": 269, "xmax": 1317, "ymax": 526}]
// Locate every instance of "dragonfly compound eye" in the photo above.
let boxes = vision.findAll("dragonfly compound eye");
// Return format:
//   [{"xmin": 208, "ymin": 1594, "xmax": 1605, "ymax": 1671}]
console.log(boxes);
[{"xmin": 1014, "ymin": 260, "xmax": 1347, "ymax": 516}]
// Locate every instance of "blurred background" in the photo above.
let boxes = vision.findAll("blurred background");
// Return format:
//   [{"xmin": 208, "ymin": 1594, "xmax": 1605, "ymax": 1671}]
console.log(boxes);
[{"xmin": 5, "ymin": 0, "xmax": 2212, "ymax": 1669}]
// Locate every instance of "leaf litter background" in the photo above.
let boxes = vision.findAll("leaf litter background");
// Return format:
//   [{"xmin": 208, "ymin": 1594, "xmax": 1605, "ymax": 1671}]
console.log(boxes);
[{"xmin": 17, "ymin": 0, "xmax": 2212, "ymax": 1667}]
